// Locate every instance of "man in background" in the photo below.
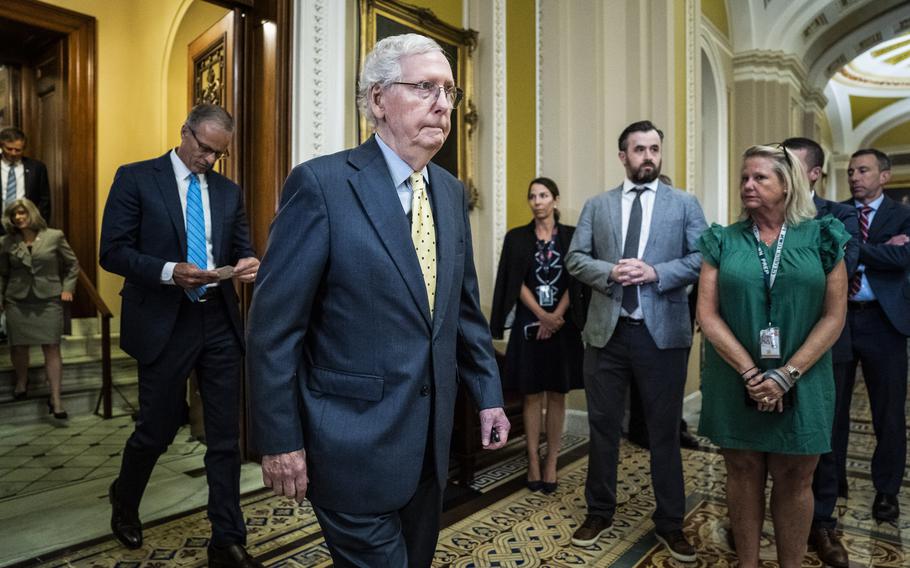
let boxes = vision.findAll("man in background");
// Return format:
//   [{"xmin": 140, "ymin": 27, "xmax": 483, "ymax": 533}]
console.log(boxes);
[
  {"xmin": 0, "ymin": 127, "xmax": 51, "ymax": 229},
  {"xmin": 100, "ymin": 104, "xmax": 261, "ymax": 568},
  {"xmin": 567, "ymin": 120, "xmax": 707, "ymax": 562},
  {"xmin": 843, "ymin": 148, "xmax": 910, "ymax": 525},
  {"xmin": 783, "ymin": 137, "xmax": 859, "ymax": 568}
]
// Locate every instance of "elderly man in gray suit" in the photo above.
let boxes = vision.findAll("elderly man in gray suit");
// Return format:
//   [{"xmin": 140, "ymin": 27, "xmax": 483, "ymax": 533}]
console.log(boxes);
[{"xmin": 566, "ymin": 120, "xmax": 707, "ymax": 561}]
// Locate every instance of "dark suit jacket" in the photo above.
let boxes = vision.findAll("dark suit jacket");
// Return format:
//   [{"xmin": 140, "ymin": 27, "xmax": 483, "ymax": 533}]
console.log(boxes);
[
  {"xmin": 0, "ymin": 158, "xmax": 51, "ymax": 235},
  {"xmin": 842, "ymin": 194, "xmax": 910, "ymax": 336},
  {"xmin": 814, "ymin": 194, "xmax": 859, "ymax": 363},
  {"xmin": 99, "ymin": 152, "xmax": 255, "ymax": 364},
  {"xmin": 247, "ymin": 137, "xmax": 504, "ymax": 514},
  {"xmin": 489, "ymin": 221, "xmax": 588, "ymax": 338},
  {"xmin": 22, "ymin": 157, "xmax": 51, "ymax": 223}
]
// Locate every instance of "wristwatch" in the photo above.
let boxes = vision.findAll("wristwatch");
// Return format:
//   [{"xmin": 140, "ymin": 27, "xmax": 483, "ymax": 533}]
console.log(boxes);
[{"xmin": 784, "ymin": 364, "xmax": 802, "ymax": 382}]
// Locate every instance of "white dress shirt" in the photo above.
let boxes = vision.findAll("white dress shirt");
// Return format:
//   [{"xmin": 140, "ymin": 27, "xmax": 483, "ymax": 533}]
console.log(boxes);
[
  {"xmin": 160, "ymin": 150, "xmax": 217, "ymax": 284},
  {"xmin": 850, "ymin": 192, "xmax": 885, "ymax": 302},
  {"xmin": 375, "ymin": 133, "xmax": 430, "ymax": 214},
  {"xmin": 619, "ymin": 178, "xmax": 659, "ymax": 319}
]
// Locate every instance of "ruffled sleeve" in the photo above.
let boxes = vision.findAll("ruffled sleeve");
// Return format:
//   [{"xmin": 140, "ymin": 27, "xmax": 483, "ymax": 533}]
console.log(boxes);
[
  {"xmin": 817, "ymin": 215, "xmax": 849, "ymax": 274},
  {"xmin": 696, "ymin": 223, "xmax": 726, "ymax": 267}
]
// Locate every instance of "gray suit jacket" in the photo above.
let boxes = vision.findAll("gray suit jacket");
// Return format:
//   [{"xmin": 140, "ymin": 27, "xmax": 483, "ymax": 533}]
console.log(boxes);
[
  {"xmin": 0, "ymin": 229, "xmax": 79, "ymax": 301},
  {"xmin": 566, "ymin": 182, "xmax": 707, "ymax": 349}
]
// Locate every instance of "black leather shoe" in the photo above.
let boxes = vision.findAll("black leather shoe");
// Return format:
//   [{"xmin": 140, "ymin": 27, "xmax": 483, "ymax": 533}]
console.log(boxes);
[
  {"xmin": 109, "ymin": 480, "xmax": 143, "ymax": 549},
  {"xmin": 208, "ymin": 543, "xmax": 264, "ymax": 568},
  {"xmin": 809, "ymin": 526, "xmax": 848, "ymax": 568},
  {"xmin": 679, "ymin": 429, "xmax": 700, "ymax": 449},
  {"xmin": 872, "ymin": 492, "xmax": 900, "ymax": 523},
  {"xmin": 541, "ymin": 481, "xmax": 558, "ymax": 494}
]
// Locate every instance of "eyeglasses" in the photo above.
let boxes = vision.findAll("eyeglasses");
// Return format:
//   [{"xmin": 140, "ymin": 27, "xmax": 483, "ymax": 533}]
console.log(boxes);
[
  {"xmin": 187, "ymin": 126, "xmax": 230, "ymax": 160},
  {"xmin": 391, "ymin": 81, "xmax": 464, "ymax": 108}
]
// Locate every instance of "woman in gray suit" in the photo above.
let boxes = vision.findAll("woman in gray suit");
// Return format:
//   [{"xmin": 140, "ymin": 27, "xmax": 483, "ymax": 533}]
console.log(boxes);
[{"xmin": 1, "ymin": 198, "xmax": 79, "ymax": 418}]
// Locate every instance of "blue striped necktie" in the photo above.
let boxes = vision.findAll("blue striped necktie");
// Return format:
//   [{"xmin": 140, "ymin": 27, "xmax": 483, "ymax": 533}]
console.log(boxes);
[
  {"xmin": 185, "ymin": 173, "xmax": 207, "ymax": 301},
  {"xmin": 5, "ymin": 165, "xmax": 16, "ymax": 207}
]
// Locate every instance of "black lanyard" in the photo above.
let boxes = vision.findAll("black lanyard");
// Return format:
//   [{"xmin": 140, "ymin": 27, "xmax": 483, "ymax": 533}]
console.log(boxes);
[{"xmin": 751, "ymin": 223, "xmax": 787, "ymax": 325}]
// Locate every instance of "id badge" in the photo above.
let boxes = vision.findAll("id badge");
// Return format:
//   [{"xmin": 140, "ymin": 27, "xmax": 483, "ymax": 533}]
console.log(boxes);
[
  {"xmin": 759, "ymin": 326, "xmax": 781, "ymax": 359},
  {"xmin": 537, "ymin": 285, "xmax": 555, "ymax": 307}
]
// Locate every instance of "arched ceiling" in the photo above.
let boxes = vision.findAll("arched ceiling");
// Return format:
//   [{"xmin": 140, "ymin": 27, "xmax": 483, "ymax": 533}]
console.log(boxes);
[
  {"xmin": 728, "ymin": 0, "xmax": 910, "ymax": 152},
  {"xmin": 729, "ymin": 0, "xmax": 910, "ymax": 90}
]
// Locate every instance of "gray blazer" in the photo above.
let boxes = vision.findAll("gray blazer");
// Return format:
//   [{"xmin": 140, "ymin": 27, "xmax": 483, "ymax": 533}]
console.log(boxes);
[
  {"xmin": 566, "ymin": 182, "xmax": 707, "ymax": 349},
  {"xmin": 0, "ymin": 229, "xmax": 79, "ymax": 301}
]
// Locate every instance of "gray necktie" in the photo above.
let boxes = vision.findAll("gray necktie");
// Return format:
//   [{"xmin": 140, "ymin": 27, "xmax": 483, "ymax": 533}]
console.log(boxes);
[{"xmin": 621, "ymin": 187, "xmax": 645, "ymax": 314}]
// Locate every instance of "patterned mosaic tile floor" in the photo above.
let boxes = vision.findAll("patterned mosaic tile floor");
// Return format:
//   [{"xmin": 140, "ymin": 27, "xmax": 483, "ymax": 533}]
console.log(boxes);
[
  {"xmin": 0, "ymin": 415, "xmax": 205, "ymax": 501},
  {"xmin": 6, "ymin": 378, "xmax": 910, "ymax": 567}
]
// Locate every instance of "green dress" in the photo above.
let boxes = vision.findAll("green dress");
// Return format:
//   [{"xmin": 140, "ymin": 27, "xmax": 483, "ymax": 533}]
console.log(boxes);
[{"xmin": 696, "ymin": 216, "xmax": 849, "ymax": 454}]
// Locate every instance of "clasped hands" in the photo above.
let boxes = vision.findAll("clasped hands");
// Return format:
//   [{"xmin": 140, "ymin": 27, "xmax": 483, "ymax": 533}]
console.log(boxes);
[
  {"xmin": 172, "ymin": 256, "xmax": 260, "ymax": 289},
  {"xmin": 745, "ymin": 371, "xmax": 786, "ymax": 413},
  {"xmin": 535, "ymin": 311, "xmax": 564, "ymax": 340},
  {"xmin": 610, "ymin": 258, "xmax": 657, "ymax": 286}
]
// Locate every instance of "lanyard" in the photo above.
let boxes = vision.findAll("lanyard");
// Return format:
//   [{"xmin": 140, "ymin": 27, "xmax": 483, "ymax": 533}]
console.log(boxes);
[{"xmin": 752, "ymin": 223, "xmax": 787, "ymax": 323}]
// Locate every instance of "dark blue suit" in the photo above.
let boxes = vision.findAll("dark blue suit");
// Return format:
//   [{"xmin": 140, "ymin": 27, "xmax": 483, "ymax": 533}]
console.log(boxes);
[
  {"xmin": 100, "ymin": 152, "xmax": 255, "ymax": 546},
  {"xmin": 811, "ymin": 195, "xmax": 859, "ymax": 529},
  {"xmin": 247, "ymin": 137, "xmax": 503, "ymax": 565},
  {"xmin": 842, "ymin": 194, "xmax": 910, "ymax": 497},
  {"xmin": 1, "ymin": 157, "xmax": 51, "ymax": 235}
]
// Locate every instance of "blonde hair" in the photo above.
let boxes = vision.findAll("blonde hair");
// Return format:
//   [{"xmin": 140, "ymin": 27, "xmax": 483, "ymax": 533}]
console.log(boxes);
[
  {"xmin": 740, "ymin": 145, "xmax": 816, "ymax": 225},
  {"xmin": 2, "ymin": 198, "xmax": 47, "ymax": 234}
]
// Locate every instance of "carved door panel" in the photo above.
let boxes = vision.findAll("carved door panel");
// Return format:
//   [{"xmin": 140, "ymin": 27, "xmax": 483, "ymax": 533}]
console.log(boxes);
[
  {"xmin": 34, "ymin": 39, "xmax": 63, "ymax": 230},
  {"xmin": 188, "ymin": 11, "xmax": 239, "ymax": 181}
]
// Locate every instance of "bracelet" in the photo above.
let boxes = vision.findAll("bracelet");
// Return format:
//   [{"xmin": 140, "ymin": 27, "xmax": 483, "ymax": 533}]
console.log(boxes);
[
  {"xmin": 763, "ymin": 368, "xmax": 792, "ymax": 393},
  {"xmin": 739, "ymin": 365, "xmax": 758, "ymax": 378}
]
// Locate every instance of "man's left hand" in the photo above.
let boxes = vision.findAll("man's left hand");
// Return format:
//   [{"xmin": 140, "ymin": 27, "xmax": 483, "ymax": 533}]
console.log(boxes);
[
  {"xmin": 60, "ymin": 291, "xmax": 74, "ymax": 302},
  {"xmin": 233, "ymin": 257, "xmax": 260, "ymax": 283},
  {"xmin": 885, "ymin": 234, "xmax": 910, "ymax": 246},
  {"xmin": 479, "ymin": 407, "xmax": 510, "ymax": 450},
  {"xmin": 615, "ymin": 258, "xmax": 657, "ymax": 285}
]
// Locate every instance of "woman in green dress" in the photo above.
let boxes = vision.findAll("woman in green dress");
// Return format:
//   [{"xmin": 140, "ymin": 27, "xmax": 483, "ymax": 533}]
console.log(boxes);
[{"xmin": 696, "ymin": 145, "xmax": 848, "ymax": 568}]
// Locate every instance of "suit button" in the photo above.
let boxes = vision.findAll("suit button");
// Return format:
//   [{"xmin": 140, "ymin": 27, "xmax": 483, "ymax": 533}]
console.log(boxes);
[{"xmin": 420, "ymin": 385, "xmax": 430, "ymax": 397}]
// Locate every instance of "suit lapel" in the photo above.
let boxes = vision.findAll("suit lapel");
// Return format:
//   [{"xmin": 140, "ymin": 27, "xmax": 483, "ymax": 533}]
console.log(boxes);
[
  {"xmin": 642, "ymin": 183, "xmax": 669, "ymax": 258},
  {"xmin": 608, "ymin": 187, "xmax": 623, "ymax": 251},
  {"xmin": 868, "ymin": 196, "xmax": 893, "ymax": 240},
  {"xmin": 22, "ymin": 158, "xmax": 33, "ymax": 193},
  {"xmin": 153, "ymin": 153, "xmax": 188, "ymax": 258},
  {"xmin": 428, "ymin": 164, "xmax": 455, "ymax": 336},
  {"xmin": 347, "ymin": 140, "xmax": 432, "ymax": 329},
  {"xmin": 207, "ymin": 174, "xmax": 226, "ymax": 264}
]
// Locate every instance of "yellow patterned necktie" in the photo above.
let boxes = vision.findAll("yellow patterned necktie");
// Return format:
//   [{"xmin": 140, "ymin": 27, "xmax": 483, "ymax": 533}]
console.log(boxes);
[{"xmin": 410, "ymin": 171, "xmax": 436, "ymax": 317}]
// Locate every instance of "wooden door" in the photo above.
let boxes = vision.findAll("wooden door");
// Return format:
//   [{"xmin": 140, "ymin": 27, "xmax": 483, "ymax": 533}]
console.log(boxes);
[{"xmin": 188, "ymin": 11, "xmax": 239, "ymax": 182}]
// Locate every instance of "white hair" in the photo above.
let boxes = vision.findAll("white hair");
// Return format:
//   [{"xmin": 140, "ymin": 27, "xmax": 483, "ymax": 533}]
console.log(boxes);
[{"xmin": 357, "ymin": 34, "xmax": 446, "ymax": 127}]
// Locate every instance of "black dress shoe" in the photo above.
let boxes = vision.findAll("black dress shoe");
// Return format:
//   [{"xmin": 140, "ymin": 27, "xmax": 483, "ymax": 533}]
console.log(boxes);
[
  {"xmin": 872, "ymin": 492, "xmax": 900, "ymax": 523},
  {"xmin": 541, "ymin": 481, "xmax": 558, "ymax": 494},
  {"xmin": 526, "ymin": 479, "xmax": 543, "ymax": 492},
  {"xmin": 679, "ymin": 428, "xmax": 700, "ymax": 449},
  {"xmin": 12, "ymin": 390, "xmax": 27, "ymax": 401},
  {"xmin": 109, "ymin": 480, "xmax": 143, "ymax": 549},
  {"xmin": 208, "ymin": 543, "xmax": 264, "ymax": 568}
]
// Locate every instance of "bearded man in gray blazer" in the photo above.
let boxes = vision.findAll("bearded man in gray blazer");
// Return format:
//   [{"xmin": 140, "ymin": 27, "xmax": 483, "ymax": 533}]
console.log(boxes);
[{"xmin": 566, "ymin": 120, "xmax": 707, "ymax": 561}]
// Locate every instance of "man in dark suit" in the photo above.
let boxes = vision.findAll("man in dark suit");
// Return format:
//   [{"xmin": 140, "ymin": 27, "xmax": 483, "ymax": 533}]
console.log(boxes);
[
  {"xmin": 566, "ymin": 121, "xmax": 707, "ymax": 562},
  {"xmin": 247, "ymin": 34, "xmax": 509, "ymax": 567},
  {"xmin": 100, "ymin": 104, "xmax": 261, "ymax": 567},
  {"xmin": 783, "ymin": 137, "xmax": 859, "ymax": 568},
  {"xmin": 843, "ymin": 148, "xmax": 910, "ymax": 525},
  {"xmin": 0, "ymin": 127, "xmax": 51, "ymax": 226}
]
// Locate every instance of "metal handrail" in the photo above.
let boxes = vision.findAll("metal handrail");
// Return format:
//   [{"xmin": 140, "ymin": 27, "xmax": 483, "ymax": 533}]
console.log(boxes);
[{"xmin": 76, "ymin": 271, "xmax": 119, "ymax": 418}]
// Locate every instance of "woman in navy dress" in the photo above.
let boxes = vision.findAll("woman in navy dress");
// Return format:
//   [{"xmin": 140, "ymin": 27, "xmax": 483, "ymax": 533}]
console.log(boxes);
[{"xmin": 491, "ymin": 177, "xmax": 586, "ymax": 493}]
